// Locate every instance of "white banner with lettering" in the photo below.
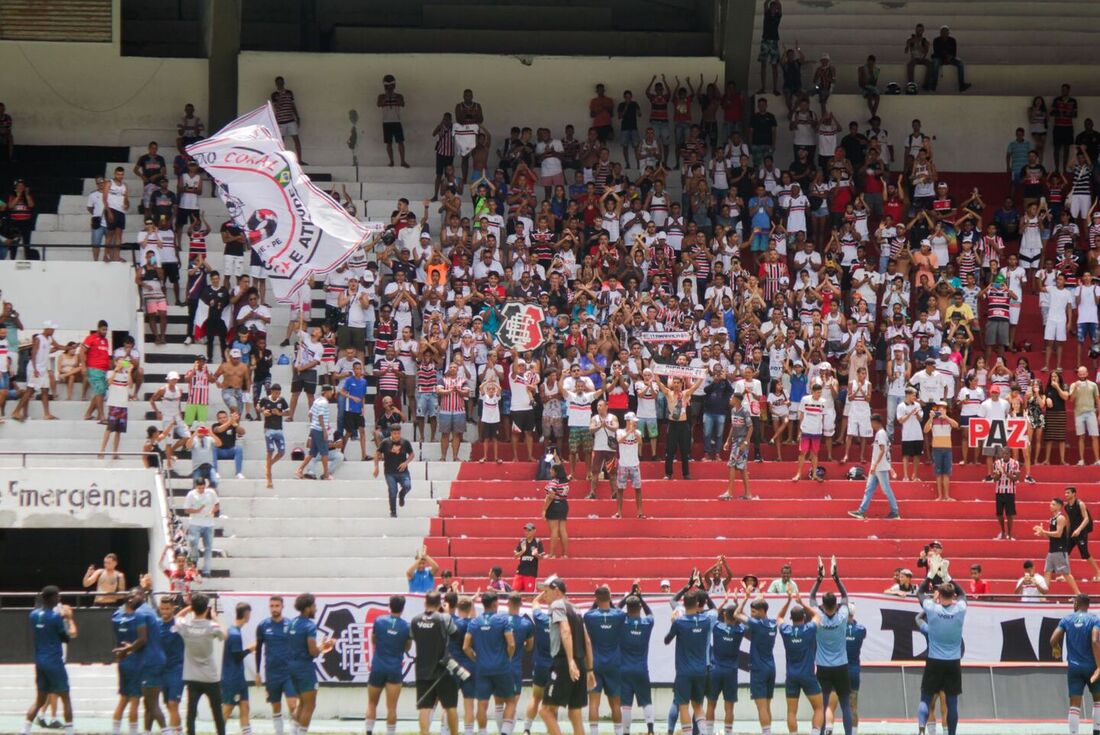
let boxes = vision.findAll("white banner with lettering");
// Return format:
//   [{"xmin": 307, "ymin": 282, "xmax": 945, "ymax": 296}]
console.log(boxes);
[
  {"xmin": 1, "ymin": 468, "xmax": 160, "ymax": 528},
  {"xmin": 186, "ymin": 104, "xmax": 383, "ymax": 304},
  {"xmin": 652, "ymin": 363, "xmax": 707, "ymax": 381},
  {"xmin": 218, "ymin": 593, "xmax": 1069, "ymax": 684}
]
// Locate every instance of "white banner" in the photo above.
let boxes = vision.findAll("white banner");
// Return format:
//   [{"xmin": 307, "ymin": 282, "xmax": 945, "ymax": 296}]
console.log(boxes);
[
  {"xmin": 638, "ymin": 331, "xmax": 692, "ymax": 344},
  {"xmin": 218, "ymin": 593, "xmax": 1069, "ymax": 684},
  {"xmin": 652, "ymin": 363, "xmax": 707, "ymax": 381},
  {"xmin": 1, "ymin": 468, "xmax": 160, "ymax": 528},
  {"xmin": 186, "ymin": 104, "xmax": 382, "ymax": 304}
]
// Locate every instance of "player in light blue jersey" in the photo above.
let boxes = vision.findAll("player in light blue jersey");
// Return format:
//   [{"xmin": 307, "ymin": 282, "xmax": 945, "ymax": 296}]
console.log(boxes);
[
  {"xmin": 523, "ymin": 592, "xmax": 553, "ymax": 735},
  {"xmin": 222, "ymin": 602, "xmax": 254, "ymax": 735},
  {"xmin": 133, "ymin": 588, "xmax": 167, "ymax": 735},
  {"xmin": 734, "ymin": 591, "xmax": 778, "ymax": 735},
  {"xmin": 778, "ymin": 591, "xmax": 824, "ymax": 735},
  {"xmin": 1050, "ymin": 594, "xmax": 1100, "ymax": 735},
  {"xmin": 706, "ymin": 602, "xmax": 744, "ymax": 735},
  {"xmin": 287, "ymin": 594, "xmax": 335, "ymax": 735},
  {"xmin": 463, "ymin": 591, "xmax": 517, "ymax": 735},
  {"xmin": 584, "ymin": 586, "xmax": 627, "ymax": 735},
  {"xmin": 664, "ymin": 590, "xmax": 714, "ymax": 735},
  {"xmin": 157, "ymin": 597, "xmax": 185, "ymax": 735},
  {"xmin": 111, "ymin": 593, "xmax": 148, "ymax": 735},
  {"xmin": 254, "ymin": 596, "xmax": 298, "ymax": 735},
  {"xmin": 619, "ymin": 588, "xmax": 656, "ymax": 735},
  {"xmin": 23, "ymin": 586, "xmax": 77, "ymax": 735},
  {"xmin": 505, "ymin": 593, "xmax": 534, "ymax": 734},
  {"xmin": 809, "ymin": 556, "xmax": 853, "ymax": 735},
  {"xmin": 915, "ymin": 579, "xmax": 967, "ymax": 735},
  {"xmin": 825, "ymin": 604, "xmax": 865, "ymax": 735},
  {"xmin": 366, "ymin": 595, "xmax": 412, "ymax": 735}
]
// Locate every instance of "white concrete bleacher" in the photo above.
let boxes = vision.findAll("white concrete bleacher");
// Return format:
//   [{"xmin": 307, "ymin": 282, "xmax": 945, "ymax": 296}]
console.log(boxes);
[{"xmin": 750, "ymin": 0, "xmax": 1100, "ymax": 96}]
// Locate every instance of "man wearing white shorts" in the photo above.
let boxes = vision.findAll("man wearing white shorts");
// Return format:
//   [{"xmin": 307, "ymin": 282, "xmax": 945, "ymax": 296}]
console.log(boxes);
[
  {"xmin": 843, "ymin": 367, "xmax": 873, "ymax": 463},
  {"xmin": 1044, "ymin": 273, "xmax": 1075, "ymax": 373}
]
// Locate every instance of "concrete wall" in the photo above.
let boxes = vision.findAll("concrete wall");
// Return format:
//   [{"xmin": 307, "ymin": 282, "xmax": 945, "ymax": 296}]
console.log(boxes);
[
  {"xmin": 237, "ymin": 52, "xmax": 724, "ymax": 166},
  {"xmin": 0, "ymin": 41, "xmax": 207, "ymax": 146},
  {"xmin": 0, "ymin": 261, "xmax": 141, "ymax": 338}
]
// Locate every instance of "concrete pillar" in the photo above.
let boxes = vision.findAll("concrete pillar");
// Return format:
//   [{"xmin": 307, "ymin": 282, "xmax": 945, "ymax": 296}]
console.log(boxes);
[
  {"xmin": 201, "ymin": 0, "xmax": 241, "ymax": 130},
  {"xmin": 721, "ymin": 0, "xmax": 755, "ymax": 92}
]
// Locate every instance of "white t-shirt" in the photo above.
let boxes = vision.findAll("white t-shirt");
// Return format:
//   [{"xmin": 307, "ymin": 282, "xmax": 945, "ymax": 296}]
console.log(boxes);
[
  {"xmin": 910, "ymin": 370, "xmax": 946, "ymax": 403},
  {"xmin": 179, "ymin": 172, "xmax": 202, "ymax": 210},
  {"xmin": 481, "ymin": 392, "xmax": 501, "ymax": 424},
  {"xmin": 1079, "ymin": 283, "xmax": 1100, "ymax": 324},
  {"xmin": 567, "ymin": 390, "xmax": 599, "ymax": 428},
  {"xmin": 617, "ymin": 428, "xmax": 641, "ymax": 467},
  {"xmin": 634, "ymin": 381, "xmax": 658, "ymax": 419},
  {"xmin": 1048, "ymin": 287, "xmax": 1075, "ymax": 324},
  {"xmin": 898, "ymin": 400, "xmax": 924, "ymax": 441},
  {"xmin": 509, "ymin": 372, "xmax": 538, "ymax": 412},
  {"xmin": 87, "ymin": 191, "xmax": 105, "ymax": 219},
  {"xmin": 184, "ymin": 489, "xmax": 219, "ymax": 528},
  {"xmin": 979, "ymin": 397, "xmax": 1011, "ymax": 420},
  {"xmin": 590, "ymin": 414, "xmax": 619, "ymax": 451},
  {"xmin": 871, "ymin": 428, "xmax": 892, "ymax": 472},
  {"xmin": 536, "ymin": 139, "xmax": 564, "ymax": 178}
]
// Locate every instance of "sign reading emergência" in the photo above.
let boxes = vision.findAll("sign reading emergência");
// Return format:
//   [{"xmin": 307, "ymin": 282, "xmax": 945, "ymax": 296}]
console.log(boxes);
[{"xmin": 0, "ymin": 469, "xmax": 161, "ymax": 528}]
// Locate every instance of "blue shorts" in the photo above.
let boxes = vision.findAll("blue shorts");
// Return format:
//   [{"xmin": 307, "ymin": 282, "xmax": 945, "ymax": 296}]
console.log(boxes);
[
  {"xmin": 1078, "ymin": 322, "xmax": 1099, "ymax": 342},
  {"xmin": 591, "ymin": 666, "xmax": 621, "ymax": 698},
  {"xmin": 456, "ymin": 671, "xmax": 477, "ymax": 698},
  {"xmin": 750, "ymin": 667, "xmax": 776, "ymax": 700},
  {"xmin": 848, "ymin": 665, "xmax": 861, "ymax": 693},
  {"xmin": 264, "ymin": 674, "xmax": 298, "ymax": 703},
  {"xmin": 289, "ymin": 668, "xmax": 317, "ymax": 695},
  {"xmin": 785, "ymin": 671, "xmax": 822, "ymax": 699},
  {"xmin": 141, "ymin": 665, "xmax": 164, "ymax": 690},
  {"xmin": 35, "ymin": 664, "xmax": 69, "ymax": 695},
  {"xmin": 707, "ymin": 668, "xmax": 739, "ymax": 702},
  {"xmin": 620, "ymin": 670, "xmax": 652, "ymax": 707},
  {"xmin": 416, "ymin": 392, "xmax": 439, "ymax": 418},
  {"xmin": 439, "ymin": 411, "xmax": 466, "ymax": 434},
  {"xmin": 308, "ymin": 428, "xmax": 328, "ymax": 457},
  {"xmin": 673, "ymin": 673, "xmax": 706, "ymax": 705},
  {"xmin": 163, "ymin": 669, "xmax": 184, "ymax": 702},
  {"xmin": 1067, "ymin": 666, "xmax": 1100, "ymax": 697},
  {"xmin": 512, "ymin": 669, "xmax": 523, "ymax": 693},
  {"xmin": 222, "ymin": 679, "xmax": 250, "ymax": 705},
  {"xmin": 265, "ymin": 429, "xmax": 286, "ymax": 454},
  {"xmin": 368, "ymin": 669, "xmax": 403, "ymax": 687},
  {"xmin": 118, "ymin": 664, "xmax": 143, "ymax": 697},
  {"xmin": 751, "ymin": 232, "xmax": 769, "ymax": 253},
  {"xmin": 533, "ymin": 664, "xmax": 551, "ymax": 689},
  {"xmin": 475, "ymin": 671, "xmax": 515, "ymax": 700},
  {"xmin": 0, "ymin": 373, "xmax": 9, "ymax": 391},
  {"xmin": 932, "ymin": 447, "xmax": 953, "ymax": 476}
]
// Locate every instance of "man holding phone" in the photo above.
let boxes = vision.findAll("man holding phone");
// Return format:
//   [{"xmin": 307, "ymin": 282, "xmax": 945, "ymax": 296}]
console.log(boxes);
[{"xmin": 924, "ymin": 400, "xmax": 959, "ymax": 501}]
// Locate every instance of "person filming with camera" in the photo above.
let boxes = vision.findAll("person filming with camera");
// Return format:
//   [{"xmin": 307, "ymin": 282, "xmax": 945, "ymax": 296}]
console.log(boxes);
[{"xmin": 411, "ymin": 591, "xmax": 462, "ymax": 735}]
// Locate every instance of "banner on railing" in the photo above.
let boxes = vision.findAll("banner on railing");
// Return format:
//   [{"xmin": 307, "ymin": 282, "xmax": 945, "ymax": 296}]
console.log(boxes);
[
  {"xmin": 652, "ymin": 363, "xmax": 707, "ymax": 381},
  {"xmin": 638, "ymin": 331, "xmax": 692, "ymax": 344},
  {"xmin": 1, "ymin": 468, "xmax": 160, "ymax": 528},
  {"xmin": 967, "ymin": 417, "xmax": 1029, "ymax": 449},
  {"xmin": 218, "ymin": 592, "xmax": 1070, "ymax": 684},
  {"xmin": 186, "ymin": 104, "xmax": 383, "ymax": 304}
]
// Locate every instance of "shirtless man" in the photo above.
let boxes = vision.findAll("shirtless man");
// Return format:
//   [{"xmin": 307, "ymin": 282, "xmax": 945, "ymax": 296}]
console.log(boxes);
[
  {"xmin": 470, "ymin": 130, "xmax": 492, "ymax": 184},
  {"xmin": 214, "ymin": 349, "xmax": 252, "ymax": 417}
]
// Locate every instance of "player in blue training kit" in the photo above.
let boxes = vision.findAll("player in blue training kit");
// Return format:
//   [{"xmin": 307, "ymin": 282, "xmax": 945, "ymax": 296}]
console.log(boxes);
[
  {"xmin": 222, "ymin": 602, "xmax": 254, "ymax": 735},
  {"xmin": 826, "ymin": 605, "xmax": 866, "ymax": 735},
  {"xmin": 23, "ymin": 585, "xmax": 77, "ymax": 735},
  {"xmin": 506, "ymin": 593, "xmax": 534, "ymax": 733},
  {"xmin": 287, "ymin": 594, "xmax": 335, "ymax": 735},
  {"xmin": 706, "ymin": 605, "xmax": 744, "ymax": 735},
  {"xmin": 134, "ymin": 589, "xmax": 168, "ymax": 735},
  {"xmin": 111, "ymin": 593, "xmax": 148, "ymax": 735},
  {"xmin": 734, "ymin": 592, "xmax": 779, "ymax": 735},
  {"xmin": 255, "ymin": 596, "xmax": 298, "ymax": 735},
  {"xmin": 448, "ymin": 595, "xmax": 480, "ymax": 735},
  {"xmin": 157, "ymin": 597, "xmax": 185, "ymax": 735},
  {"xmin": 1051, "ymin": 594, "xmax": 1100, "ymax": 735},
  {"xmin": 664, "ymin": 590, "xmax": 713, "ymax": 735},
  {"xmin": 778, "ymin": 593, "xmax": 824, "ymax": 735},
  {"xmin": 584, "ymin": 586, "xmax": 627, "ymax": 735},
  {"xmin": 463, "ymin": 591, "xmax": 517, "ymax": 735},
  {"xmin": 915, "ymin": 580, "xmax": 967, "ymax": 735},
  {"xmin": 523, "ymin": 594, "xmax": 554, "ymax": 735},
  {"xmin": 809, "ymin": 556, "xmax": 853, "ymax": 735},
  {"xmin": 366, "ymin": 596, "xmax": 412, "ymax": 735},
  {"xmin": 620, "ymin": 592, "xmax": 655, "ymax": 735}
]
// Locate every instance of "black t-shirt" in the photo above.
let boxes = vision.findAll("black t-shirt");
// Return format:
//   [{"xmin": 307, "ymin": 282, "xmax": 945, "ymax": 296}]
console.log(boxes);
[
  {"xmin": 761, "ymin": 4, "xmax": 781, "ymax": 40},
  {"xmin": 253, "ymin": 349, "xmax": 273, "ymax": 382},
  {"xmin": 259, "ymin": 396, "xmax": 287, "ymax": 430},
  {"xmin": 618, "ymin": 101, "xmax": 640, "ymax": 131},
  {"xmin": 222, "ymin": 222, "xmax": 245, "ymax": 257},
  {"xmin": 391, "ymin": 260, "xmax": 417, "ymax": 282},
  {"xmin": 1020, "ymin": 163, "xmax": 1047, "ymax": 198},
  {"xmin": 213, "ymin": 422, "xmax": 238, "ymax": 449},
  {"xmin": 149, "ymin": 190, "xmax": 177, "ymax": 220},
  {"xmin": 1077, "ymin": 130, "xmax": 1100, "ymax": 164},
  {"xmin": 749, "ymin": 112, "xmax": 777, "ymax": 146},
  {"xmin": 137, "ymin": 154, "xmax": 167, "ymax": 180},
  {"xmin": 410, "ymin": 612, "xmax": 457, "ymax": 680},
  {"xmin": 515, "ymin": 538, "xmax": 544, "ymax": 577},
  {"xmin": 379, "ymin": 438, "xmax": 414, "ymax": 474}
]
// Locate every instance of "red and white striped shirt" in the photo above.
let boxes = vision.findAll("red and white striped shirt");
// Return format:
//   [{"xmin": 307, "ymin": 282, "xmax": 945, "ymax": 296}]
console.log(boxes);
[
  {"xmin": 439, "ymin": 376, "xmax": 467, "ymax": 413},
  {"xmin": 270, "ymin": 89, "xmax": 296, "ymax": 124},
  {"xmin": 376, "ymin": 358, "xmax": 402, "ymax": 393}
]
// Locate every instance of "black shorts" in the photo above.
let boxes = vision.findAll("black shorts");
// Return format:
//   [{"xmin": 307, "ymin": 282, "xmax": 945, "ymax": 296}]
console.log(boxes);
[
  {"xmin": 481, "ymin": 422, "xmax": 500, "ymax": 440},
  {"xmin": 995, "ymin": 493, "xmax": 1017, "ymax": 517},
  {"xmin": 417, "ymin": 675, "xmax": 458, "ymax": 710},
  {"xmin": 545, "ymin": 498, "xmax": 569, "ymax": 522},
  {"xmin": 436, "ymin": 153, "xmax": 454, "ymax": 176},
  {"xmin": 1070, "ymin": 534, "xmax": 1092, "ymax": 560},
  {"xmin": 177, "ymin": 208, "xmax": 199, "ymax": 229},
  {"xmin": 594, "ymin": 124, "xmax": 614, "ymax": 142},
  {"xmin": 162, "ymin": 262, "xmax": 180, "ymax": 284},
  {"xmin": 815, "ymin": 664, "xmax": 851, "ymax": 699},
  {"xmin": 344, "ymin": 411, "xmax": 365, "ymax": 433},
  {"xmin": 902, "ymin": 440, "xmax": 924, "ymax": 457},
  {"xmin": 512, "ymin": 409, "xmax": 537, "ymax": 433},
  {"xmin": 545, "ymin": 659, "xmax": 587, "ymax": 709},
  {"xmin": 107, "ymin": 209, "xmax": 126, "ymax": 232},
  {"xmin": 383, "ymin": 122, "xmax": 405, "ymax": 144},
  {"xmin": 291, "ymin": 369, "xmax": 318, "ymax": 394},
  {"xmin": 920, "ymin": 658, "xmax": 962, "ymax": 697}
]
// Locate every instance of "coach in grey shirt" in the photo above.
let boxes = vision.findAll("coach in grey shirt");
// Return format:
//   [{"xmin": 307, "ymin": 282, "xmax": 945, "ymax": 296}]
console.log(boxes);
[{"xmin": 174, "ymin": 594, "xmax": 227, "ymax": 735}]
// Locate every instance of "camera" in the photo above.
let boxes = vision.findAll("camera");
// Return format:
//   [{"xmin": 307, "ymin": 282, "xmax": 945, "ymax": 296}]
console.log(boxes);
[
  {"xmin": 379, "ymin": 227, "xmax": 397, "ymax": 247},
  {"xmin": 444, "ymin": 657, "xmax": 471, "ymax": 681}
]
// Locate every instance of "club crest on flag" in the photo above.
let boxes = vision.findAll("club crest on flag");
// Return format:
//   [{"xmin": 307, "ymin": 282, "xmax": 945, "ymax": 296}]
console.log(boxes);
[{"xmin": 497, "ymin": 303, "xmax": 549, "ymax": 352}]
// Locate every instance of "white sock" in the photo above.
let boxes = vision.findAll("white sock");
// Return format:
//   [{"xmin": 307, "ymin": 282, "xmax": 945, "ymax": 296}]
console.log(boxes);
[
  {"xmin": 761, "ymin": 728, "xmax": 771, "ymax": 735},
  {"xmin": 274, "ymin": 714, "xmax": 285, "ymax": 735},
  {"xmin": 851, "ymin": 727, "xmax": 858, "ymax": 735},
  {"xmin": 21, "ymin": 721, "xmax": 32, "ymax": 735},
  {"xmin": 810, "ymin": 728, "xmax": 820, "ymax": 735},
  {"xmin": 706, "ymin": 721, "xmax": 714, "ymax": 735},
  {"xmin": 927, "ymin": 723, "xmax": 938, "ymax": 735},
  {"xmin": 64, "ymin": 724, "xmax": 74, "ymax": 735},
  {"xmin": 644, "ymin": 705, "xmax": 654, "ymax": 726},
  {"xmin": 523, "ymin": 717, "xmax": 533, "ymax": 734},
  {"xmin": 479, "ymin": 728, "xmax": 488, "ymax": 735},
  {"xmin": 502, "ymin": 720, "xmax": 515, "ymax": 735},
  {"xmin": 242, "ymin": 727, "xmax": 252, "ymax": 735},
  {"xmin": 387, "ymin": 725, "xmax": 396, "ymax": 735},
  {"xmin": 681, "ymin": 725, "xmax": 691, "ymax": 735},
  {"xmin": 464, "ymin": 724, "xmax": 474, "ymax": 735},
  {"xmin": 591, "ymin": 722, "xmax": 599, "ymax": 735},
  {"xmin": 290, "ymin": 719, "xmax": 300, "ymax": 735},
  {"xmin": 298, "ymin": 729, "xmax": 308, "ymax": 735},
  {"xmin": 1092, "ymin": 705, "xmax": 1100, "ymax": 732},
  {"xmin": 622, "ymin": 707, "xmax": 633, "ymax": 734},
  {"xmin": 496, "ymin": 707, "xmax": 505, "ymax": 734},
  {"xmin": 129, "ymin": 723, "xmax": 138, "ymax": 735},
  {"xmin": 615, "ymin": 724, "xmax": 623, "ymax": 735},
  {"xmin": 1070, "ymin": 706, "xmax": 1082, "ymax": 735}
]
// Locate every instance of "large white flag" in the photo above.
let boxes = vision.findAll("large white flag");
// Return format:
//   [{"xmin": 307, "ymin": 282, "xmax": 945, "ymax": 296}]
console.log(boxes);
[{"xmin": 186, "ymin": 104, "xmax": 382, "ymax": 303}]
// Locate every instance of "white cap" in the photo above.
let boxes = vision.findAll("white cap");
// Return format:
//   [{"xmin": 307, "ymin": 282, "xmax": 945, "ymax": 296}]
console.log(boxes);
[
  {"xmin": 42, "ymin": 320, "xmax": 57, "ymax": 329},
  {"xmin": 167, "ymin": 371, "xmax": 180, "ymax": 380},
  {"xmin": 624, "ymin": 411, "xmax": 637, "ymax": 422},
  {"xmin": 660, "ymin": 579, "xmax": 671, "ymax": 588},
  {"xmin": 229, "ymin": 348, "xmax": 242, "ymax": 358},
  {"xmin": 818, "ymin": 361, "xmax": 832, "ymax": 371}
]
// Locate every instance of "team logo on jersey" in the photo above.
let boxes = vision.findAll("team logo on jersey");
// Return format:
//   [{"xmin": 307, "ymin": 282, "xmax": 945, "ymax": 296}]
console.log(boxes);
[
  {"xmin": 497, "ymin": 303, "xmax": 549, "ymax": 352},
  {"xmin": 315, "ymin": 600, "xmax": 393, "ymax": 682}
]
